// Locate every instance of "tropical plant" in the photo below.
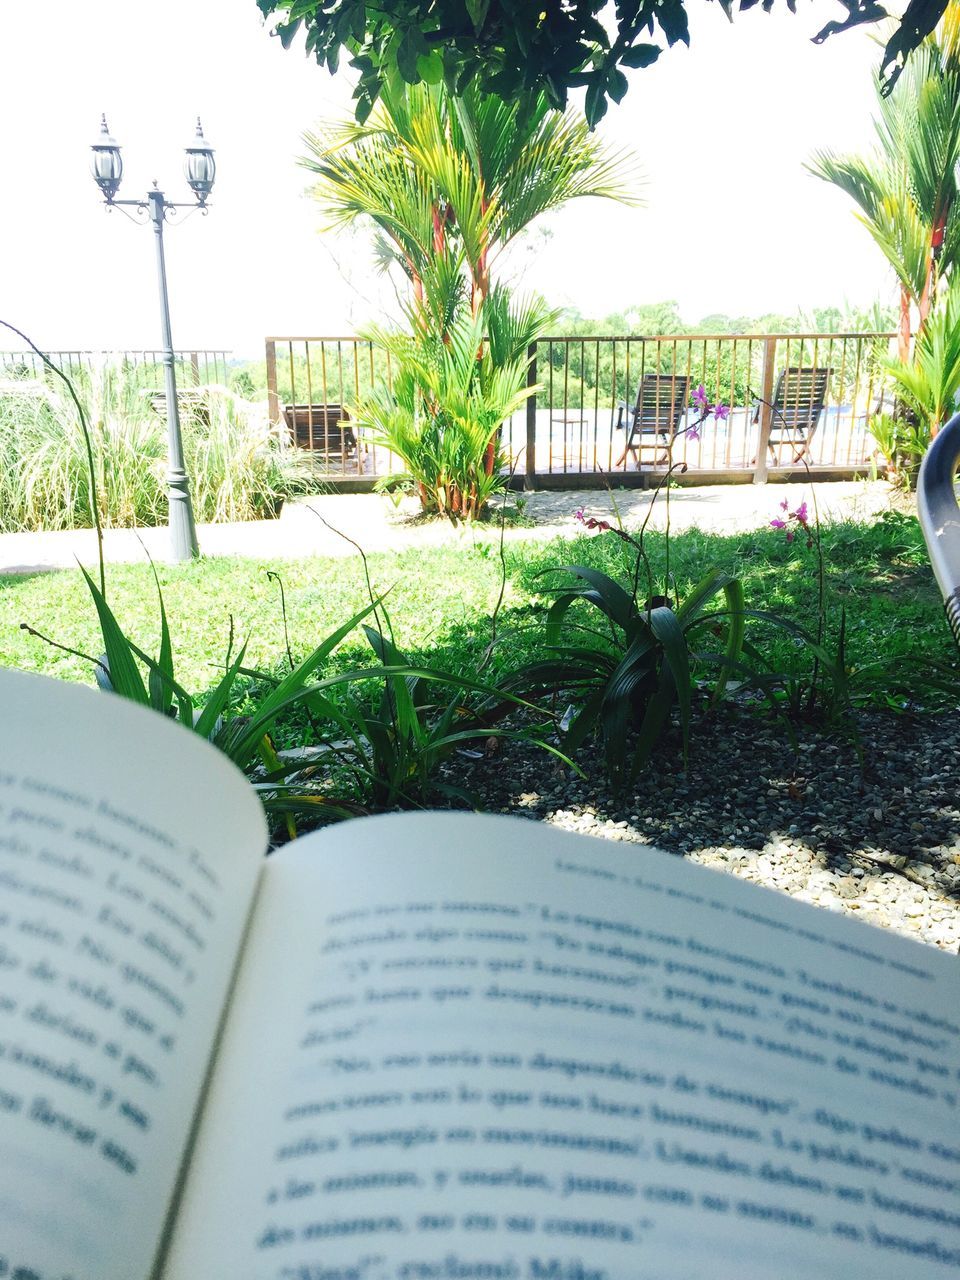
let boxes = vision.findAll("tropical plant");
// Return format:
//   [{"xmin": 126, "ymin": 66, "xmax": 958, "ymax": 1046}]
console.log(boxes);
[
  {"xmin": 356, "ymin": 289, "xmax": 556, "ymax": 519},
  {"xmin": 303, "ymin": 80, "xmax": 635, "ymax": 519},
  {"xmin": 503, "ymin": 490, "xmax": 745, "ymax": 782},
  {"xmin": 879, "ymin": 277, "xmax": 960, "ymax": 477},
  {"xmin": 547, "ymin": 563, "xmax": 745, "ymax": 781},
  {"xmin": 303, "ymin": 80, "xmax": 637, "ymax": 316},
  {"xmin": 869, "ymin": 410, "xmax": 931, "ymax": 482},
  {"xmin": 808, "ymin": 8, "xmax": 960, "ymax": 359}
]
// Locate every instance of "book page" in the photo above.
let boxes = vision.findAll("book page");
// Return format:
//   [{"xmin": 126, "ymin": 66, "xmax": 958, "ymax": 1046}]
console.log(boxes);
[
  {"xmin": 0, "ymin": 668, "xmax": 266, "ymax": 1280},
  {"xmin": 162, "ymin": 811, "xmax": 960, "ymax": 1279}
]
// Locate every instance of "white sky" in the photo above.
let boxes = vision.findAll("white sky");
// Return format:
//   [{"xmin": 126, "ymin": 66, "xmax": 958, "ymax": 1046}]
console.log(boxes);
[{"xmin": 0, "ymin": 1, "xmax": 894, "ymax": 358}]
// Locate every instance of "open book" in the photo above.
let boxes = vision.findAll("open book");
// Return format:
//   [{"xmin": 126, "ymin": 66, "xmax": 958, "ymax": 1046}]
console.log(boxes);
[{"xmin": 1, "ymin": 666, "xmax": 958, "ymax": 1280}]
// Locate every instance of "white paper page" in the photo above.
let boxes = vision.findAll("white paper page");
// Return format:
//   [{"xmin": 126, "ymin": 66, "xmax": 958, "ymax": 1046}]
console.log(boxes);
[
  {"xmin": 0, "ymin": 668, "xmax": 266, "ymax": 1280},
  {"xmin": 163, "ymin": 810, "xmax": 960, "ymax": 1280}
]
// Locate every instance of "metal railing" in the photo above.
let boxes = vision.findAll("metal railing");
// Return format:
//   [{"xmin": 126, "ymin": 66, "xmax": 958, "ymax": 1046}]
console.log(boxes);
[
  {"xmin": 265, "ymin": 336, "xmax": 394, "ymax": 477},
  {"xmin": 265, "ymin": 331, "xmax": 895, "ymax": 486},
  {"xmin": 0, "ymin": 348, "xmax": 230, "ymax": 389}
]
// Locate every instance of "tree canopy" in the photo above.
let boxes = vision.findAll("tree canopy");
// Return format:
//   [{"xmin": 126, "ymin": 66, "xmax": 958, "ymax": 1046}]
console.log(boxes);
[{"xmin": 256, "ymin": 0, "xmax": 947, "ymax": 127}]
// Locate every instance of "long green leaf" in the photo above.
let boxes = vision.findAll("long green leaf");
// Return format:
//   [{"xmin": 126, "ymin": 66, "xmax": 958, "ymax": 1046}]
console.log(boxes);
[
  {"xmin": 549, "ymin": 566, "xmax": 637, "ymax": 630},
  {"xmin": 712, "ymin": 580, "xmax": 746, "ymax": 704},
  {"xmin": 122, "ymin": 637, "xmax": 195, "ymax": 727},
  {"xmin": 647, "ymin": 605, "xmax": 691, "ymax": 761},
  {"xmin": 79, "ymin": 564, "xmax": 148, "ymax": 704},
  {"xmin": 675, "ymin": 568, "xmax": 733, "ymax": 625},
  {"xmin": 195, "ymin": 642, "xmax": 249, "ymax": 741},
  {"xmin": 143, "ymin": 558, "xmax": 175, "ymax": 715},
  {"xmin": 363, "ymin": 623, "xmax": 421, "ymax": 743},
  {"xmin": 630, "ymin": 665, "xmax": 676, "ymax": 778},
  {"xmin": 230, "ymin": 599, "xmax": 384, "ymax": 764}
]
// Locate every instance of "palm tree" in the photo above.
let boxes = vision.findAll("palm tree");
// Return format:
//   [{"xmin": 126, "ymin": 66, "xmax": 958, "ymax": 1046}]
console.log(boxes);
[
  {"xmin": 808, "ymin": 7, "xmax": 960, "ymax": 360},
  {"xmin": 300, "ymin": 83, "xmax": 637, "ymax": 519},
  {"xmin": 302, "ymin": 81, "xmax": 638, "ymax": 322}
]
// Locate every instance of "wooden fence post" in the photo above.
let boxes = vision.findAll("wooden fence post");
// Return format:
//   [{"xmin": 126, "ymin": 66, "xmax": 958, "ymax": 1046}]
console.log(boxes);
[
  {"xmin": 189, "ymin": 351, "xmax": 200, "ymax": 385},
  {"xmin": 525, "ymin": 341, "xmax": 538, "ymax": 490},
  {"xmin": 752, "ymin": 336, "xmax": 777, "ymax": 485},
  {"xmin": 265, "ymin": 339, "xmax": 280, "ymax": 429}
]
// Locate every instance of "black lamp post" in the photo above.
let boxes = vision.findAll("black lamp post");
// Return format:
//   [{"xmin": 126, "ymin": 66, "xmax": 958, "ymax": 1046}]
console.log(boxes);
[{"xmin": 90, "ymin": 115, "xmax": 216, "ymax": 561}]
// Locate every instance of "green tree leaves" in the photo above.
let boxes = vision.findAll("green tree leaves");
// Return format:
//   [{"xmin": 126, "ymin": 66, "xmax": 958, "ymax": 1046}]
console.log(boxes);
[{"xmin": 258, "ymin": 0, "xmax": 940, "ymax": 127}]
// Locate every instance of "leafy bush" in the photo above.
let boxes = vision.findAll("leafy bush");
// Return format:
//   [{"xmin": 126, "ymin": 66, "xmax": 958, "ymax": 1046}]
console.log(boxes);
[
  {"xmin": 357, "ymin": 290, "xmax": 553, "ymax": 521},
  {"xmin": 882, "ymin": 280, "xmax": 960, "ymax": 444}
]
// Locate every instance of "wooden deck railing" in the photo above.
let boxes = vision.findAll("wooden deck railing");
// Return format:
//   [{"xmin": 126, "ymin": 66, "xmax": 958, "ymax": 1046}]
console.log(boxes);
[{"xmin": 264, "ymin": 331, "xmax": 896, "ymax": 488}]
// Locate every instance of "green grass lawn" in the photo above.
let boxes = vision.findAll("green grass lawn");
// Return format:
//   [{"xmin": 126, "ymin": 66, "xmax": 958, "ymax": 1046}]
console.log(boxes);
[{"xmin": 0, "ymin": 510, "xmax": 954, "ymax": 715}]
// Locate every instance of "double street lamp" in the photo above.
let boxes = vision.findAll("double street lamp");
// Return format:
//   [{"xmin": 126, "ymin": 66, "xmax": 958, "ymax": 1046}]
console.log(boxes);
[{"xmin": 90, "ymin": 116, "xmax": 216, "ymax": 561}]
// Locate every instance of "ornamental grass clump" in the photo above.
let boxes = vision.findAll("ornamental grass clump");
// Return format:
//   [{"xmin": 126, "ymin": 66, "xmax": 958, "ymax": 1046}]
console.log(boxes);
[
  {"xmin": 0, "ymin": 364, "xmax": 295, "ymax": 531},
  {"xmin": 0, "ymin": 365, "xmax": 166, "ymax": 532},
  {"xmin": 185, "ymin": 387, "xmax": 290, "ymax": 524}
]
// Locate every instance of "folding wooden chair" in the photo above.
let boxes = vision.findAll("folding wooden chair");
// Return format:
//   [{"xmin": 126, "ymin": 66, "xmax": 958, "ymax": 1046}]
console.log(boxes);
[
  {"xmin": 615, "ymin": 373, "xmax": 690, "ymax": 467},
  {"xmin": 755, "ymin": 367, "xmax": 831, "ymax": 466},
  {"xmin": 282, "ymin": 403, "xmax": 358, "ymax": 456}
]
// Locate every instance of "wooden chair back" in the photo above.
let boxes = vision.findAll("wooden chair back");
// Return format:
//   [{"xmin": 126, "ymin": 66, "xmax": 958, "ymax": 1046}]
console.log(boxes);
[
  {"xmin": 282, "ymin": 403, "xmax": 358, "ymax": 454},
  {"xmin": 765, "ymin": 367, "xmax": 831, "ymax": 444},
  {"xmin": 623, "ymin": 373, "xmax": 690, "ymax": 448}
]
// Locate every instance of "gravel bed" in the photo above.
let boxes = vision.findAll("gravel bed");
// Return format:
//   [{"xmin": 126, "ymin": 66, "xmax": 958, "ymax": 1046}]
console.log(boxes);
[{"xmin": 444, "ymin": 708, "xmax": 960, "ymax": 954}]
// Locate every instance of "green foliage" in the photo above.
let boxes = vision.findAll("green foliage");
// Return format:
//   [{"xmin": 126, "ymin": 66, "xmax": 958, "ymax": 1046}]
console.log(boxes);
[
  {"xmin": 50, "ymin": 559, "xmax": 387, "ymax": 835},
  {"xmin": 257, "ymin": 0, "xmax": 936, "ymax": 128},
  {"xmin": 303, "ymin": 80, "xmax": 632, "ymax": 519},
  {"xmin": 496, "ymin": 498, "xmax": 747, "ymax": 782},
  {"xmin": 869, "ymin": 411, "xmax": 929, "ymax": 483},
  {"xmin": 229, "ymin": 368, "xmax": 259, "ymax": 398},
  {"xmin": 302, "ymin": 81, "xmax": 637, "ymax": 304},
  {"xmin": 357, "ymin": 290, "xmax": 554, "ymax": 520},
  {"xmin": 0, "ymin": 373, "xmax": 297, "ymax": 532},
  {"xmin": 882, "ymin": 278, "xmax": 960, "ymax": 436},
  {"xmin": 248, "ymin": 613, "xmax": 565, "ymax": 815},
  {"xmin": 26, "ymin": 546, "xmax": 568, "ymax": 833},
  {"xmin": 525, "ymin": 558, "xmax": 745, "ymax": 782},
  {"xmin": 186, "ymin": 389, "xmax": 292, "ymax": 522},
  {"xmin": 809, "ymin": 10, "xmax": 960, "ymax": 350}
]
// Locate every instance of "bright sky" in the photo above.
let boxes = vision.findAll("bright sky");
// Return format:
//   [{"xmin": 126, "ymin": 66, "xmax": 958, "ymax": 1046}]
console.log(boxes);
[{"xmin": 1, "ymin": 1, "xmax": 894, "ymax": 359}]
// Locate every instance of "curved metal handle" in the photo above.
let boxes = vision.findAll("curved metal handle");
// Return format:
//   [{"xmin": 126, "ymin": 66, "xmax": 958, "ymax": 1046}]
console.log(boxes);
[{"xmin": 917, "ymin": 410, "xmax": 960, "ymax": 649}]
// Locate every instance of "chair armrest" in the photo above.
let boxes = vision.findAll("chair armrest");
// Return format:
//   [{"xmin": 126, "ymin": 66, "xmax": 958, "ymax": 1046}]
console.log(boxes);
[{"xmin": 918, "ymin": 410, "xmax": 960, "ymax": 649}]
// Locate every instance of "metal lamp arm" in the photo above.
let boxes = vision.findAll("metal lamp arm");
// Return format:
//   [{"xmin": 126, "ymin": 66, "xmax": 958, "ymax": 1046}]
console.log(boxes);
[{"xmin": 917, "ymin": 409, "xmax": 960, "ymax": 648}]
